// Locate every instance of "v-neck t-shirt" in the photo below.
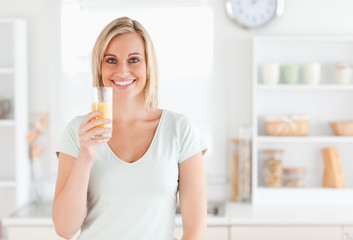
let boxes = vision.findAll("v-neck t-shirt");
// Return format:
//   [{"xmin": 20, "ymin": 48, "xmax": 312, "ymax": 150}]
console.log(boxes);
[{"xmin": 56, "ymin": 109, "xmax": 208, "ymax": 240}]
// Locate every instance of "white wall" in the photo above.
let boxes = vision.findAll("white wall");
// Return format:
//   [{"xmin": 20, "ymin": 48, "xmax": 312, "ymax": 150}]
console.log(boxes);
[{"xmin": 1, "ymin": 0, "xmax": 353, "ymax": 202}]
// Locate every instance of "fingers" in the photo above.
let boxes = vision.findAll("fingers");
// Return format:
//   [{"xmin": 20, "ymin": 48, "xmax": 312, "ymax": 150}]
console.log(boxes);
[
  {"xmin": 78, "ymin": 110, "xmax": 113, "ymax": 150},
  {"xmin": 91, "ymin": 138, "xmax": 110, "ymax": 145},
  {"xmin": 79, "ymin": 110, "xmax": 111, "ymax": 133},
  {"xmin": 81, "ymin": 110, "xmax": 103, "ymax": 126},
  {"xmin": 80, "ymin": 118, "xmax": 111, "ymax": 134},
  {"xmin": 79, "ymin": 127, "xmax": 112, "ymax": 149},
  {"xmin": 80, "ymin": 123, "xmax": 112, "ymax": 140},
  {"xmin": 89, "ymin": 127, "xmax": 112, "ymax": 137}
]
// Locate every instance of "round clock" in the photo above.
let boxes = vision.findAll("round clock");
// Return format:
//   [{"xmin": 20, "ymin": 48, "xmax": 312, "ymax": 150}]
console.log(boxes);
[{"xmin": 226, "ymin": 0, "xmax": 285, "ymax": 29}]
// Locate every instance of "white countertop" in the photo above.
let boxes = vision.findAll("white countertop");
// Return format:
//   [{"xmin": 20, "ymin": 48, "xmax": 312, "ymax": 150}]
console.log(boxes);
[
  {"xmin": 3, "ymin": 201, "xmax": 353, "ymax": 227},
  {"xmin": 228, "ymin": 203, "xmax": 353, "ymax": 225},
  {"xmin": 2, "ymin": 201, "xmax": 230, "ymax": 227}
]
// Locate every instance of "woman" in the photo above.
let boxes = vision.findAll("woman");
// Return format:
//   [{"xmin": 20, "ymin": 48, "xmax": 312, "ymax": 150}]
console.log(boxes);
[{"xmin": 52, "ymin": 17, "xmax": 207, "ymax": 240}]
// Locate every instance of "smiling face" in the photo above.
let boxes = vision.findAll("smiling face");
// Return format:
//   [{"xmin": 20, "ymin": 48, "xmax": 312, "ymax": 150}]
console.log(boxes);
[{"xmin": 101, "ymin": 32, "xmax": 147, "ymax": 100}]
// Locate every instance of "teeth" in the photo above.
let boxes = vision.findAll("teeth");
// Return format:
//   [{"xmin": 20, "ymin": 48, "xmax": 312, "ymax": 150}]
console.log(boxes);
[{"xmin": 113, "ymin": 80, "xmax": 134, "ymax": 86}]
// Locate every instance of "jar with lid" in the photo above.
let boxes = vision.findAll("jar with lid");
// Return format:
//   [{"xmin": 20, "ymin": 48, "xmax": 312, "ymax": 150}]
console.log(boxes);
[
  {"xmin": 283, "ymin": 168, "xmax": 306, "ymax": 187},
  {"xmin": 262, "ymin": 150, "xmax": 283, "ymax": 187}
]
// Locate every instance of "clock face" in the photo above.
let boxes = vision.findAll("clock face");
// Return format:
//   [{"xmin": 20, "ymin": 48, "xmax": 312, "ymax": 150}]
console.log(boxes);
[{"xmin": 227, "ymin": 0, "xmax": 284, "ymax": 29}]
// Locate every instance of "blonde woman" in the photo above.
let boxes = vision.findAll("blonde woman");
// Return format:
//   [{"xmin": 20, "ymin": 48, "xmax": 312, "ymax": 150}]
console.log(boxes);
[{"xmin": 52, "ymin": 17, "xmax": 207, "ymax": 240}]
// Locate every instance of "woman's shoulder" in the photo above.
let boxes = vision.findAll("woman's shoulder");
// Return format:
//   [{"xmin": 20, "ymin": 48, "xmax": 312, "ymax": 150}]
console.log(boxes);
[
  {"xmin": 162, "ymin": 109, "xmax": 193, "ymax": 128},
  {"xmin": 163, "ymin": 109, "xmax": 188, "ymax": 121},
  {"xmin": 65, "ymin": 114, "xmax": 86, "ymax": 130}
]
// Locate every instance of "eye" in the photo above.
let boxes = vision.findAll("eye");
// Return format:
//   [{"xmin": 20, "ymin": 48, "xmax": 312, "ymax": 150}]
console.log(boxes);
[
  {"xmin": 129, "ymin": 57, "xmax": 139, "ymax": 63},
  {"xmin": 106, "ymin": 58, "xmax": 117, "ymax": 64}
]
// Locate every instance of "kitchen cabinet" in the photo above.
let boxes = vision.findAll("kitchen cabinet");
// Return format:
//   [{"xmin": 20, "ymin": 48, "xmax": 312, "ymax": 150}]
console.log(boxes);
[
  {"xmin": 5, "ymin": 225, "xmax": 350, "ymax": 240},
  {"xmin": 344, "ymin": 226, "xmax": 353, "ymax": 240},
  {"xmin": 0, "ymin": 19, "xmax": 29, "ymax": 221},
  {"xmin": 230, "ymin": 226, "xmax": 342, "ymax": 240},
  {"xmin": 8, "ymin": 227, "xmax": 62, "ymax": 240},
  {"xmin": 174, "ymin": 226, "xmax": 228, "ymax": 240},
  {"xmin": 7, "ymin": 227, "xmax": 79, "ymax": 240},
  {"xmin": 252, "ymin": 37, "xmax": 353, "ymax": 205},
  {"xmin": 7, "ymin": 226, "xmax": 228, "ymax": 240}
]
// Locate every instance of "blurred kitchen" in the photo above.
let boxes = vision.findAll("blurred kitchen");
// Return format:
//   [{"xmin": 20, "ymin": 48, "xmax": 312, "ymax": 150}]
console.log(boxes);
[{"xmin": 1, "ymin": 0, "xmax": 353, "ymax": 239}]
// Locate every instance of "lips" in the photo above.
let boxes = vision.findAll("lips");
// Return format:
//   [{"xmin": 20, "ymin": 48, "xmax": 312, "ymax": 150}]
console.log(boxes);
[{"xmin": 111, "ymin": 79, "xmax": 136, "ymax": 89}]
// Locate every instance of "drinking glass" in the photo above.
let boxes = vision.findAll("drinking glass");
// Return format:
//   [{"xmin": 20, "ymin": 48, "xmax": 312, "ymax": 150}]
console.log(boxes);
[{"xmin": 91, "ymin": 87, "xmax": 113, "ymax": 139}]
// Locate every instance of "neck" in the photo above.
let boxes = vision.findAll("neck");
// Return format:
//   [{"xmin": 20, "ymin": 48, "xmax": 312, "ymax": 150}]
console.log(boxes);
[{"xmin": 112, "ymin": 93, "xmax": 148, "ymax": 123}]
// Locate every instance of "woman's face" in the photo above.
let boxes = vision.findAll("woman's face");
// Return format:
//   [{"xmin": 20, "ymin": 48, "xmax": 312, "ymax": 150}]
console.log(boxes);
[{"xmin": 101, "ymin": 32, "xmax": 147, "ymax": 100}]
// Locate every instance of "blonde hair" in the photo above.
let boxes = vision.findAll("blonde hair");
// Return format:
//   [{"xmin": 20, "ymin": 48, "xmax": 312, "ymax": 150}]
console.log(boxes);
[{"xmin": 92, "ymin": 17, "xmax": 158, "ymax": 111}]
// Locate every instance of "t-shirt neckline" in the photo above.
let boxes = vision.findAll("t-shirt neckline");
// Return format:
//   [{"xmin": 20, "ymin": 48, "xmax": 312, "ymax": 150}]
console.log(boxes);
[{"xmin": 104, "ymin": 109, "xmax": 165, "ymax": 166}]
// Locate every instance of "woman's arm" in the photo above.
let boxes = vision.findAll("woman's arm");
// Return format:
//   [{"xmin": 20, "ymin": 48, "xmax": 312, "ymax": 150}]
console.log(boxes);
[
  {"xmin": 178, "ymin": 152, "xmax": 207, "ymax": 240},
  {"xmin": 52, "ymin": 111, "xmax": 111, "ymax": 239},
  {"xmin": 52, "ymin": 152, "xmax": 93, "ymax": 239}
]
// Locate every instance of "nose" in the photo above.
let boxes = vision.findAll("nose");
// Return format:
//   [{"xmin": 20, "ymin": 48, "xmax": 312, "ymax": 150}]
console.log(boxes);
[{"xmin": 116, "ymin": 62, "xmax": 129, "ymax": 77}]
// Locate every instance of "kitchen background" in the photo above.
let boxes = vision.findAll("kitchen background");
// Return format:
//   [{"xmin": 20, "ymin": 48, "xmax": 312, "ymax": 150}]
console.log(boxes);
[{"xmin": 1, "ymin": 0, "xmax": 353, "ymax": 240}]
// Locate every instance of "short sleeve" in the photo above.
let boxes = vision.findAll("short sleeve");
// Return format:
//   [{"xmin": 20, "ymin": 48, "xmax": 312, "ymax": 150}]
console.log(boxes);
[
  {"xmin": 178, "ymin": 116, "xmax": 208, "ymax": 164},
  {"xmin": 56, "ymin": 116, "xmax": 83, "ymax": 159}
]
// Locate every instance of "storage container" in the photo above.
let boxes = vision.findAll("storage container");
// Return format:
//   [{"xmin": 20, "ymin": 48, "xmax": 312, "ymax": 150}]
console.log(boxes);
[
  {"xmin": 283, "ymin": 168, "xmax": 306, "ymax": 187},
  {"xmin": 265, "ymin": 115, "xmax": 309, "ymax": 136},
  {"xmin": 330, "ymin": 121, "xmax": 353, "ymax": 136},
  {"xmin": 262, "ymin": 150, "xmax": 283, "ymax": 187}
]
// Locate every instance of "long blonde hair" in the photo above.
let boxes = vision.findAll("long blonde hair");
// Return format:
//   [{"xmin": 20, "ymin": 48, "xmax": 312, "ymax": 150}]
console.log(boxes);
[{"xmin": 92, "ymin": 17, "xmax": 159, "ymax": 111}]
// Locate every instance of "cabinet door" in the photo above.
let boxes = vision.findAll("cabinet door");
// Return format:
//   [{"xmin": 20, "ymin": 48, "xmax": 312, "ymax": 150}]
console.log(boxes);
[
  {"xmin": 344, "ymin": 226, "xmax": 353, "ymax": 240},
  {"xmin": 206, "ymin": 227, "xmax": 229, "ymax": 240},
  {"xmin": 174, "ymin": 226, "xmax": 228, "ymax": 240},
  {"xmin": 230, "ymin": 226, "xmax": 341, "ymax": 240},
  {"xmin": 8, "ymin": 227, "xmax": 62, "ymax": 240},
  {"xmin": 7, "ymin": 227, "xmax": 80, "ymax": 240}
]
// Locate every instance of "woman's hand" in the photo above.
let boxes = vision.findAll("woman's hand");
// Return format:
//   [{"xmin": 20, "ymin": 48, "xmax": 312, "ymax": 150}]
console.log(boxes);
[{"xmin": 78, "ymin": 110, "xmax": 112, "ymax": 159}]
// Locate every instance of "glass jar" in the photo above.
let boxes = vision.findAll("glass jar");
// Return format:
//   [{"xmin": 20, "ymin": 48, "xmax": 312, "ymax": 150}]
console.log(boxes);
[
  {"xmin": 283, "ymin": 168, "xmax": 306, "ymax": 187},
  {"xmin": 229, "ymin": 139, "xmax": 239, "ymax": 201},
  {"xmin": 238, "ymin": 126, "xmax": 252, "ymax": 202},
  {"xmin": 262, "ymin": 150, "xmax": 283, "ymax": 187}
]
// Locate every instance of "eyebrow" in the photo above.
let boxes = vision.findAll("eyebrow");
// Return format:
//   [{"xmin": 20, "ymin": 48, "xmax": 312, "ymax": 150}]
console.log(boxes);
[{"xmin": 104, "ymin": 52, "xmax": 142, "ymax": 57}]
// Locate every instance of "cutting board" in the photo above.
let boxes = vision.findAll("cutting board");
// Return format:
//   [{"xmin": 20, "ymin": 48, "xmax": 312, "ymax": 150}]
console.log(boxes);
[
  {"xmin": 230, "ymin": 139, "xmax": 239, "ymax": 201},
  {"xmin": 322, "ymin": 147, "xmax": 345, "ymax": 188}
]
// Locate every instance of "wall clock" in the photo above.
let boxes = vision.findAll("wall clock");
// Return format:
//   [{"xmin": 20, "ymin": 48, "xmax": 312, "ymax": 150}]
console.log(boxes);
[{"xmin": 226, "ymin": 0, "xmax": 285, "ymax": 29}]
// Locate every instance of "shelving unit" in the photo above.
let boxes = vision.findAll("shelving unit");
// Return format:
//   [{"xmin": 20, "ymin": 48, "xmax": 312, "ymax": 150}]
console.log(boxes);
[
  {"xmin": 256, "ymin": 187, "xmax": 353, "ymax": 205},
  {"xmin": 0, "ymin": 68, "xmax": 14, "ymax": 74},
  {"xmin": 256, "ymin": 84, "xmax": 353, "ymax": 91},
  {"xmin": 0, "ymin": 181, "xmax": 16, "ymax": 188},
  {"xmin": 257, "ymin": 136, "xmax": 353, "ymax": 143},
  {"xmin": 0, "ymin": 120, "xmax": 15, "ymax": 127},
  {"xmin": 0, "ymin": 19, "xmax": 29, "ymax": 221},
  {"xmin": 252, "ymin": 36, "xmax": 353, "ymax": 205}
]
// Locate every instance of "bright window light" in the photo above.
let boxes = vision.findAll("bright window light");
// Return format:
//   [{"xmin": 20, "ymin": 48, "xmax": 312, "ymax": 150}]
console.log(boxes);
[{"xmin": 60, "ymin": 3, "xmax": 214, "ymax": 165}]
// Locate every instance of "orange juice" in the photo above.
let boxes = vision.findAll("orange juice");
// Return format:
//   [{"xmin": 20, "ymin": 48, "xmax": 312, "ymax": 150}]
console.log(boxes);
[{"xmin": 91, "ymin": 103, "xmax": 113, "ymax": 129}]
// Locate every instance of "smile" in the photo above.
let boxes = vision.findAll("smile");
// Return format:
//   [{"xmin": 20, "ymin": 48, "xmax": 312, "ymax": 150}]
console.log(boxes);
[{"xmin": 111, "ymin": 79, "xmax": 136, "ymax": 87}]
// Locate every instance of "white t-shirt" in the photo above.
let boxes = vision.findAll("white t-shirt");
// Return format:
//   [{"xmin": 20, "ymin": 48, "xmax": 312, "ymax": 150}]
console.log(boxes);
[{"xmin": 56, "ymin": 109, "xmax": 207, "ymax": 240}]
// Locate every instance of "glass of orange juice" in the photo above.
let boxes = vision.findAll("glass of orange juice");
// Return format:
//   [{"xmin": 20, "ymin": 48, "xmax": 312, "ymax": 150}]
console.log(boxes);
[{"xmin": 91, "ymin": 87, "xmax": 113, "ymax": 139}]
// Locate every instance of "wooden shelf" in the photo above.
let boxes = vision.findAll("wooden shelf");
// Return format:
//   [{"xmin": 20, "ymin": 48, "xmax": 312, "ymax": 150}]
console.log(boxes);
[
  {"xmin": 257, "ymin": 136, "xmax": 353, "ymax": 143},
  {"xmin": 256, "ymin": 84, "xmax": 353, "ymax": 91}
]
